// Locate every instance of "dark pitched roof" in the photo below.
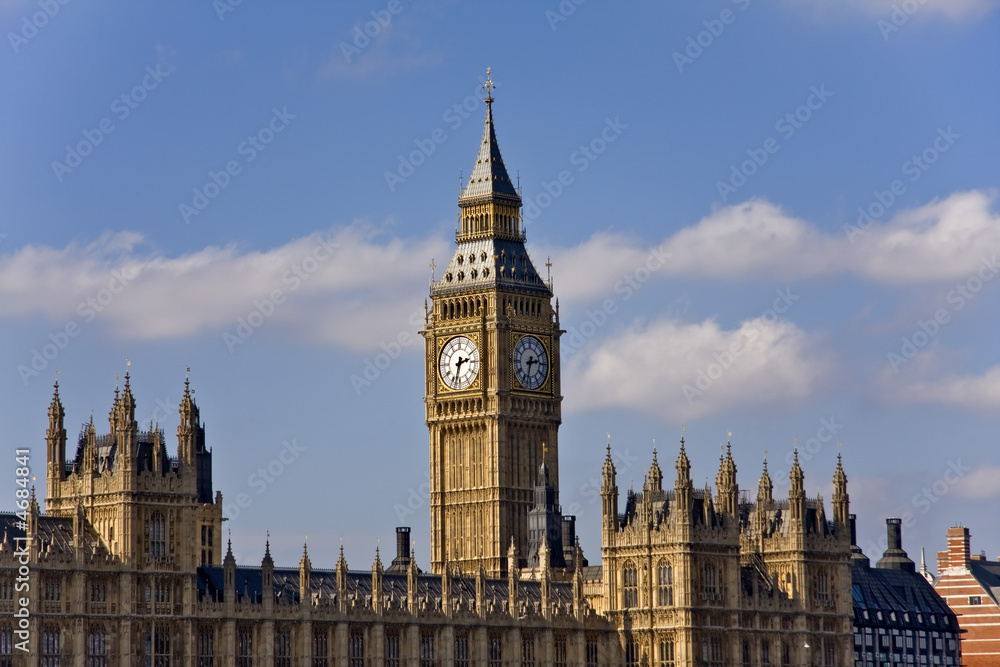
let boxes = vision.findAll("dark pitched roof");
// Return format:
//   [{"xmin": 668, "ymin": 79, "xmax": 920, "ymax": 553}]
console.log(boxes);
[
  {"xmin": 852, "ymin": 559, "xmax": 959, "ymax": 632},
  {"xmin": 0, "ymin": 512, "xmax": 106, "ymax": 555},
  {"xmin": 968, "ymin": 559, "xmax": 1000, "ymax": 606},
  {"xmin": 197, "ymin": 565, "xmax": 575, "ymax": 612}
]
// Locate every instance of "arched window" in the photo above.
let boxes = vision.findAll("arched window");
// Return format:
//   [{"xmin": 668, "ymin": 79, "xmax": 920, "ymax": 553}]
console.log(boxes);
[
  {"xmin": 814, "ymin": 569, "xmax": 829, "ymax": 602},
  {"xmin": 41, "ymin": 625, "xmax": 60, "ymax": 667},
  {"xmin": 145, "ymin": 625, "xmax": 170, "ymax": 666},
  {"xmin": 622, "ymin": 562, "xmax": 638, "ymax": 608},
  {"xmin": 703, "ymin": 562, "xmax": 719, "ymax": 597},
  {"xmin": 149, "ymin": 512, "xmax": 166, "ymax": 558},
  {"xmin": 89, "ymin": 625, "xmax": 107, "ymax": 667},
  {"xmin": 660, "ymin": 639, "xmax": 675, "ymax": 667},
  {"xmin": 657, "ymin": 561, "xmax": 673, "ymax": 606},
  {"xmin": 0, "ymin": 624, "xmax": 14, "ymax": 663}
]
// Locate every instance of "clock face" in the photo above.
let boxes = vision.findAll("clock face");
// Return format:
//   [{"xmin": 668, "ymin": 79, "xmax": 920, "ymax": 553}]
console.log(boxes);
[
  {"xmin": 513, "ymin": 335, "xmax": 548, "ymax": 390},
  {"xmin": 439, "ymin": 336, "xmax": 480, "ymax": 390}
]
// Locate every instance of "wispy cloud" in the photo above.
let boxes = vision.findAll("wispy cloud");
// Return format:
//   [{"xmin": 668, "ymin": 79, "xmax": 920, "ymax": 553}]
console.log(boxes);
[
  {"xmin": 781, "ymin": 0, "xmax": 1000, "ymax": 21},
  {"xmin": 892, "ymin": 365, "xmax": 1000, "ymax": 413}
]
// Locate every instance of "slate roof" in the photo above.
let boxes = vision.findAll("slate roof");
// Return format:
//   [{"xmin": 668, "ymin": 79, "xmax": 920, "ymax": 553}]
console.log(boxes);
[
  {"xmin": 0, "ymin": 512, "xmax": 107, "ymax": 555},
  {"xmin": 197, "ymin": 565, "xmax": 575, "ymax": 611},
  {"xmin": 460, "ymin": 98, "xmax": 519, "ymax": 203},
  {"xmin": 852, "ymin": 557, "xmax": 960, "ymax": 632},
  {"xmin": 967, "ymin": 558, "xmax": 1000, "ymax": 606},
  {"xmin": 432, "ymin": 238, "xmax": 550, "ymax": 297}
]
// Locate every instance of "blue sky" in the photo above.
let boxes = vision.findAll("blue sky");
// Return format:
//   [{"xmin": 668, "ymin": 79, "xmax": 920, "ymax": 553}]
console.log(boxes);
[{"xmin": 2, "ymin": 0, "xmax": 999, "ymax": 571}]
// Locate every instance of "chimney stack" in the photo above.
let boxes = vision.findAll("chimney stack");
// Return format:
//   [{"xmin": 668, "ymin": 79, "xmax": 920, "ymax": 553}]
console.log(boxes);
[
  {"xmin": 946, "ymin": 526, "xmax": 970, "ymax": 568},
  {"xmin": 876, "ymin": 518, "xmax": 915, "ymax": 572}
]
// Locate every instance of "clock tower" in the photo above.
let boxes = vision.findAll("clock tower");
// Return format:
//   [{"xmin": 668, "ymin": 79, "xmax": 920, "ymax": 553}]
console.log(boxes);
[{"xmin": 423, "ymin": 71, "xmax": 562, "ymax": 577}]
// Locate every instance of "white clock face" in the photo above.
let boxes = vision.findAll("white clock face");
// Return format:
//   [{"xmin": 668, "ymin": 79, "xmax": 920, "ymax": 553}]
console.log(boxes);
[
  {"xmin": 439, "ymin": 336, "xmax": 480, "ymax": 390},
  {"xmin": 513, "ymin": 335, "xmax": 548, "ymax": 390}
]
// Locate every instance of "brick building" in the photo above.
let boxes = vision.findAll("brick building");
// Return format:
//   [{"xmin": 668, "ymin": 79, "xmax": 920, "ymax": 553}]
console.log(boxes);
[{"xmin": 934, "ymin": 526, "xmax": 1000, "ymax": 666}]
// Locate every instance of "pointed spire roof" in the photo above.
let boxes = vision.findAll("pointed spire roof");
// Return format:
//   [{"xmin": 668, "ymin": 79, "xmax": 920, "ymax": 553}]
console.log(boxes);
[
  {"xmin": 461, "ymin": 68, "xmax": 519, "ymax": 204},
  {"xmin": 790, "ymin": 449, "xmax": 804, "ymax": 492},
  {"xmin": 262, "ymin": 532, "xmax": 273, "ymax": 567},
  {"xmin": 48, "ymin": 380, "xmax": 64, "ymax": 422},
  {"xmin": 834, "ymin": 452, "xmax": 848, "ymax": 489},
  {"xmin": 299, "ymin": 541, "xmax": 312, "ymax": 571},
  {"xmin": 603, "ymin": 442, "xmax": 616, "ymax": 476},
  {"xmin": 676, "ymin": 437, "xmax": 691, "ymax": 482},
  {"xmin": 758, "ymin": 456, "xmax": 773, "ymax": 500}
]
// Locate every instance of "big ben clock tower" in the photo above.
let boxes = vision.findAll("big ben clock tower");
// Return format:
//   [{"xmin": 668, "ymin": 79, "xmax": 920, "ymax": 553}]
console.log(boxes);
[{"xmin": 423, "ymin": 70, "xmax": 562, "ymax": 577}]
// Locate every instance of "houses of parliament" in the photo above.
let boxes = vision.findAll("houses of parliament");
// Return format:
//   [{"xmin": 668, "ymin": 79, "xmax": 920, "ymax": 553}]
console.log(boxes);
[{"xmin": 0, "ymin": 73, "xmax": 856, "ymax": 666}]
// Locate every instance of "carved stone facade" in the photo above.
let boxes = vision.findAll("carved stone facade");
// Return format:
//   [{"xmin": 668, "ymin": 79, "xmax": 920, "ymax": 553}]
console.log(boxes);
[
  {"xmin": 0, "ymin": 73, "xmax": 865, "ymax": 666},
  {"xmin": 599, "ymin": 443, "xmax": 855, "ymax": 666}
]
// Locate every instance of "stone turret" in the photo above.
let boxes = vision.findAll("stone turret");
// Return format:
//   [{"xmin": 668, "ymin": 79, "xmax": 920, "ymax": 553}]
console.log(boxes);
[{"xmin": 601, "ymin": 444, "xmax": 618, "ymax": 533}]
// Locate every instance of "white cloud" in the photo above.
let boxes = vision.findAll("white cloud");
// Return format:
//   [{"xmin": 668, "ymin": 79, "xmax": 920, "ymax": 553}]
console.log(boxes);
[
  {"xmin": 544, "ymin": 190, "xmax": 1000, "ymax": 305},
  {"xmin": 892, "ymin": 365, "xmax": 1000, "ymax": 412},
  {"xmin": 952, "ymin": 464, "xmax": 1000, "ymax": 500},
  {"xmin": 782, "ymin": 0, "xmax": 1000, "ymax": 21},
  {"xmin": 0, "ymin": 225, "xmax": 447, "ymax": 352},
  {"xmin": 564, "ymin": 316, "xmax": 835, "ymax": 422}
]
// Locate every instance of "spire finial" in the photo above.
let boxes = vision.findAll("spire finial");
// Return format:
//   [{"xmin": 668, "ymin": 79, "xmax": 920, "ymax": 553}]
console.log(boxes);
[{"xmin": 483, "ymin": 67, "xmax": 495, "ymax": 103}]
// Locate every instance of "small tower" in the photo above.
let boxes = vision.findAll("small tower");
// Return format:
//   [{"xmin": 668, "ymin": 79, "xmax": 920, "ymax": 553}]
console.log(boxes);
[
  {"xmin": 832, "ymin": 452, "xmax": 850, "ymax": 532},
  {"xmin": 601, "ymin": 443, "xmax": 619, "ymax": 533},
  {"xmin": 788, "ymin": 450, "xmax": 806, "ymax": 527},
  {"xmin": 674, "ymin": 438, "xmax": 693, "ymax": 517},
  {"xmin": 261, "ymin": 535, "xmax": 274, "ymax": 611},
  {"xmin": 223, "ymin": 535, "xmax": 236, "ymax": 608},
  {"xmin": 298, "ymin": 542, "xmax": 312, "ymax": 605},
  {"xmin": 336, "ymin": 544, "xmax": 348, "ymax": 613},
  {"xmin": 539, "ymin": 538, "xmax": 551, "ymax": 620},
  {"xmin": 755, "ymin": 458, "xmax": 774, "ymax": 542},
  {"xmin": 507, "ymin": 537, "xmax": 519, "ymax": 618},
  {"xmin": 527, "ymin": 447, "xmax": 566, "ymax": 568},
  {"xmin": 646, "ymin": 448, "xmax": 663, "ymax": 493},
  {"xmin": 407, "ymin": 549, "xmax": 419, "ymax": 615},
  {"xmin": 716, "ymin": 441, "xmax": 739, "ymax": 517},
  {"xmin": 372, "ymin": 545, "xmax": 384, "ymax": 615},
  {"xmin": 46, "ymin": 381, "xmax": 66, "ymax": 491}
]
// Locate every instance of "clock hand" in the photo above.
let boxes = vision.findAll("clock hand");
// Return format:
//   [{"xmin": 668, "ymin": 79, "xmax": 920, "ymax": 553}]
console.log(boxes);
[{"xmin": 455, "ymin": 356, "xmax": 467, "ymax": 373}]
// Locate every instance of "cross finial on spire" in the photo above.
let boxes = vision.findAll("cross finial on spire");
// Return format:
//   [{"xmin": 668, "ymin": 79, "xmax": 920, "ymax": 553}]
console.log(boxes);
[{"xmin": 483, "ymin": 67, "xmax": 495, "ymax": 103}]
